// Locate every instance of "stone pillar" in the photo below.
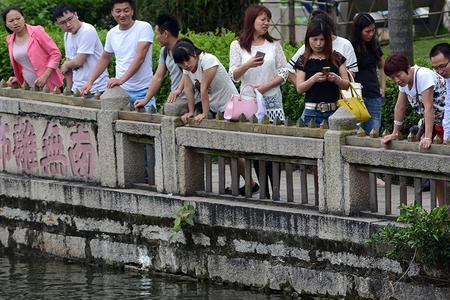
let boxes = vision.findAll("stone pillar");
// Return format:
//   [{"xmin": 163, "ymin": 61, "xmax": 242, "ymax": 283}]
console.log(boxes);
[
  {"xmin": 322, "ymin": 107, "xmax": 369, "ymax": 215},
  {"xmin": 178, "ymin": 146, "xmax": 204, "ymax": 196},
  {"xmin": 98, "ymin": 87, "xmax": 130, "ymax": 187},
  {"xmin": 160, "ymin": 116, "xmax": 182, "ymax": 194}
]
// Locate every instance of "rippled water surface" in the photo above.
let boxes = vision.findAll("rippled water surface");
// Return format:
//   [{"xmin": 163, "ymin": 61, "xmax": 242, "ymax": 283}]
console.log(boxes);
[{"xmin": 0, "ymin": 250, "xmax": 295, "ymax": 300}]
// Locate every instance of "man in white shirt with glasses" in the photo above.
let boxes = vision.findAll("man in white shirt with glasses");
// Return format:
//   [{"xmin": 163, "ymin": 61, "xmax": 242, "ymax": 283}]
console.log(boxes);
[{"xmin": 53, "ymin": 4, "xmax": 108, "ymax": 95}]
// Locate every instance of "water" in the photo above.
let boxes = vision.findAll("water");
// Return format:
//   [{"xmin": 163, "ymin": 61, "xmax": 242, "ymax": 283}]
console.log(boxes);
[{"xmin": 0, "ymin": 250, "xmax": 297, "ymax": 300}]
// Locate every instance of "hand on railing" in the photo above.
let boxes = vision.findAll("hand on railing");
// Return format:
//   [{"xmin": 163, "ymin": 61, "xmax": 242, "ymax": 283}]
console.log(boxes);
[
  {"xmin": 194, "ymin": 113, "xmax": 206, "ymax": 124},
  {"xmin": 381, "ymin": 133, "xmax": 397, "ymax": 145},
  {"xmin": 419, "ymin": 137, "xmax": 432, "ymax": 150},
  {"xmin": 6, "ymin": 76, "xmax": 20, "ymax": 87},
  {"xmin": 181, "ymin": 112, "xmax": 193, "ymax": 124}
]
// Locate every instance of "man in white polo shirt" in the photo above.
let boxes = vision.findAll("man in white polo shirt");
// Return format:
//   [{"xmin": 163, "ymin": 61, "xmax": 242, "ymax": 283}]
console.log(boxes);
[
  {"xmin": 53, "ymin": 4, "xmax": 108, "ymax": 95},
  {"xmin": 82, "ymin": 0, "xmax": 155, "ymax": 110}
]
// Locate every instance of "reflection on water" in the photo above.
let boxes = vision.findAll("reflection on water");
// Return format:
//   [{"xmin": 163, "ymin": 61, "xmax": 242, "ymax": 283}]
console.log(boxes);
[{"xmin": 0, "ymin": 250, "xmax": 294, "ymax": 300}]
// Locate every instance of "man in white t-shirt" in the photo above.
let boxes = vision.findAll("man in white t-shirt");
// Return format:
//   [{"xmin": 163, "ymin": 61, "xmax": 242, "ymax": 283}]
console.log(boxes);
[
  {"xmin": 288, "ymin": 12, "xmax": 358, "ymax": 82},
  {"xmin": 82, "ymin": 0, "xmax": 155, "ymax": 109},
  {"xmin": 53, "ymin": 4, "xmax": 108, "ymax": 95},
  {"xmin": 430, "ymin": 43, "xmax": 450, "ymax": 141}
]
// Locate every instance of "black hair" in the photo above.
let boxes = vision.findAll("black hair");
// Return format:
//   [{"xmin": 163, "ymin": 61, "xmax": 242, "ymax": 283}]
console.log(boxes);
[
  {"xmin": 52, "ymin": 4, "xmax": 76, "ymax": 22},
  {"xmin": 303, "ymin": 19, "xmax": 335, "ymax": 67},
  {"xmin": 429, "ymin": 43, "xmax": 450, "ymax": 60},
  {"xmin": 2, "ymin": 6, "xmax": 23, "ymax": 34},
  {"xmin": 351, "ymin": 13, "xmax": 382, "ymax": 62},
  {"xmin": 155, "ymin": 14, "xmax": 180, "ymax": 38},
  {"xmin": 172, "ymin": 38, "xmax": 203, "ymax": 64},
  {"xmin": 310, "ymin": 10, "xmax": 335, "ymax": 35},
  {"xmin": 111, "ymin": 0, "xmax": 133, "ymax": 8}
]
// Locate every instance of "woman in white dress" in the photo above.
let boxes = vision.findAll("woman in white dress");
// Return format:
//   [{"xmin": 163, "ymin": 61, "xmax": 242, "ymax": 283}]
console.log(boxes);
[
  {"xmin": 229, "ymin": 4, "xmax": 288, "ymax": 122},
  {"xmin": 228, "ymin": 5, "xmax": 289, "ymax": 197}
]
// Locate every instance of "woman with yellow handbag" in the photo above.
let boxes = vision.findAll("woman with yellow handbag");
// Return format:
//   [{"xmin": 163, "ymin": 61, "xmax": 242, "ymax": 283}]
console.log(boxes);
[
  {"xmin": 351, "ymin": 13, "xmax": 386, "ymax": 134},
  {"xmin": 294, "ymin": 20, "xmax": 350, "ymax": 127}
]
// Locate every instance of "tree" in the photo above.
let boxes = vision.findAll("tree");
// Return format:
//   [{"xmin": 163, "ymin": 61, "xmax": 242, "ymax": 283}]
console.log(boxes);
[{"xmin": 388, "ymin": 0, "xmax": 414, "ymax": 63}]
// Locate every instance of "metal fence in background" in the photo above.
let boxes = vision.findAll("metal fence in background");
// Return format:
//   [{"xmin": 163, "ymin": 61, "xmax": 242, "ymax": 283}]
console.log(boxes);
[{"xmin": 261, "ymin": 0, "xmax": 450, "ymax": 44}]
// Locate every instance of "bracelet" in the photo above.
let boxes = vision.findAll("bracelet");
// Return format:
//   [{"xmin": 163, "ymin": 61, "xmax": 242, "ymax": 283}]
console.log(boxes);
[
  {"xmin": 422, "ymin": 137, "xmax": 431, "ymax": 141},
  {"xmin": 393, "ymin": 120, "xmax": 403, "ymax": 126}
]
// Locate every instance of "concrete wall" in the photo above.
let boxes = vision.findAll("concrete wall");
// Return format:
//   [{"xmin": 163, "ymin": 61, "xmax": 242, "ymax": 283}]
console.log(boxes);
[
  {"xmin": 0, "ymin": 87, "xmax": 450, "ymax": 298},
  {"xmin": 0, "ymin": 95, "xmax": 99, "ymax": 183},
  {"xmin": 1, "ymin": 173, "xmax": 449, "ymax": 299}
]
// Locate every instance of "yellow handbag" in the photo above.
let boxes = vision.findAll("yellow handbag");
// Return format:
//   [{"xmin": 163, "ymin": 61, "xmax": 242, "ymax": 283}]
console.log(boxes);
[{"xmin": 337, "ymin": 83, "xmax": 371, "ymax": 123}]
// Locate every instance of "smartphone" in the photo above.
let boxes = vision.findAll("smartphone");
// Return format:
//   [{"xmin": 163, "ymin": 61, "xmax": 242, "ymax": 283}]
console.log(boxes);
[
  {"xmin": 255, "ymin": 51, "xmax": 265, "ymax": 59},
  {"xmin": 322, "ymin": 66, "xmax": 330, "ymax": 74}
]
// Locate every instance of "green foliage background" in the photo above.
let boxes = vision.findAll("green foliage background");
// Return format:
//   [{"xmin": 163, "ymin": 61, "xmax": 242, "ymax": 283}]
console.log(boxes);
[
  {"xmin": 0, "ymin": 0, "xmax": 112, "ymax": 28},
  {"xmin": 136, "ymin": 0, "xmax": 260, "ymax": 33}
]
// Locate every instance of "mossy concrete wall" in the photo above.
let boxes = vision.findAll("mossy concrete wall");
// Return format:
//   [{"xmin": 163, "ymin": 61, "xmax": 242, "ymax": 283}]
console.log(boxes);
[{"xmin": 1, "ymin": 173, "xmax": 449, "ymax": 299}]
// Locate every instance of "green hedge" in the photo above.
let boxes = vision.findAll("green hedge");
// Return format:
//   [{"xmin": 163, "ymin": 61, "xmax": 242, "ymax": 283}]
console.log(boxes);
[
  {"xmin": 0, "ymin": 0, "xmax": 112, "ymax": 28},
  {"xmin": 0, "ymin": 26, "xmax": 430, "ymax": 132}
]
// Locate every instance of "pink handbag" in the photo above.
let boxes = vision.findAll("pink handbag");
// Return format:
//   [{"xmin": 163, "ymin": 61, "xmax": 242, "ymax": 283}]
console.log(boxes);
[{"xmin": 224, "ymin": 85, "xmax": 258, "ymax": 120}]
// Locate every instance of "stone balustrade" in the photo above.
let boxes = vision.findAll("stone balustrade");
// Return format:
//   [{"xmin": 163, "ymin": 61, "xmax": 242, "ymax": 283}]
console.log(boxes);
[{"xmin": 1, "ymin": 84, "xmax": 449, "ymax": 217}]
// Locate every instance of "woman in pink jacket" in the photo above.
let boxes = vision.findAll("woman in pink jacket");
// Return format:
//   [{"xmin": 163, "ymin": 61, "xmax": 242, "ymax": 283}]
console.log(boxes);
[{"xmin": 3, "ymin": 6, "xmax": 63, "ymax": 90}]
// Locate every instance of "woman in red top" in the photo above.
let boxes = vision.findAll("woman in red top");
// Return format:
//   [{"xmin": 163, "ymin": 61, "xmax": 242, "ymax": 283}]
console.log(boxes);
[{"xmin": 3, "ymin": 6, "xmax": 63, "ymax": 90}]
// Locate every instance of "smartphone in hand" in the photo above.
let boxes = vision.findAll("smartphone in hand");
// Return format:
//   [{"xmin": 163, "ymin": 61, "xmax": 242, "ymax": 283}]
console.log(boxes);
[
  {"xmin": 255, "ymin": 51, "xmax": 265, "ymax": 59},
  {"xmin": 322, "ymin": 66, "xmax": 330, "ymax": 74}
]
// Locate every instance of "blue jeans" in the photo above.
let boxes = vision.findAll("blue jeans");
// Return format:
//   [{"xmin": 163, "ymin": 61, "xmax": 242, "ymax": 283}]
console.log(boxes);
[
  {"xmin": 301, "ymin": 108, "xmax": 335, "ymax": 127},
  {"xmin": 125, "ymin": 88, "xmax": 156, "ymax": 111},
  {"xmin": 124, "ymin": 88, "xmax": 156, "ymax": 182},
  {"xmin": 360, "ymin": 96, "xmax": 383, "ymax": 134}
]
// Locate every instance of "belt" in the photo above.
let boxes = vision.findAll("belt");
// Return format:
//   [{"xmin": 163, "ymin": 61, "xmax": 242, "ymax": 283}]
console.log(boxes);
[{"xmin": 304, "ymin": 102, "xmax": 337, "ymax": 112}]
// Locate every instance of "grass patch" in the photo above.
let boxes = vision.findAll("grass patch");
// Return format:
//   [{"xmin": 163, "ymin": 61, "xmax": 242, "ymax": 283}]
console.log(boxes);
[{"xmin": 382, "ymin": 35, "xmax": 450, "ymax": 60}]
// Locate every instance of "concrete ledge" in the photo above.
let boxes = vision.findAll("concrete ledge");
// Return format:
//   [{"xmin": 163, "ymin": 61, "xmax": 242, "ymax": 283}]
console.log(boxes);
[
  {"xmin": 0, "ymin": 88, "xmax": 101, "ymax": 109},
  {"xmin": 176, "ymin": 127, "xmax": 324, "ymax": 159},
  {"xmin": 115, "ymin": 120, "xmax": 161, "ymax": 137},
  {"xmin": 0, "ymin": 97, "xmax": 19, "ymax": 114},
  {"xmin": 341, "ymin": 145, "xmax": 450, "ymax": 174},
  {"xmin": 0, "ymin": 173, "xmax": 383, "ymax": 245},
  {"xmin": 19, "ymin": 99, "xmax": 98, "ymax": 121}
]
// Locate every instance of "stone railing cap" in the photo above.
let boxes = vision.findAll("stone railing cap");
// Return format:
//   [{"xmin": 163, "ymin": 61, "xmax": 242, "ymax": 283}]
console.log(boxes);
[
  {"xmin": 100, "ymin": 86, "xmax": 130, "ymax": 111},
  {"xmin": 329, "ymin": 107, "xmax": 358, "ymax": 131}
]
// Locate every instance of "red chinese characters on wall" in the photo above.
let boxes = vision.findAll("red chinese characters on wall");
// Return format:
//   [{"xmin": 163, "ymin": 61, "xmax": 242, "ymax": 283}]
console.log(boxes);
[
  {"xmin": 0, "ymin": 121, "xmax": 12, "ymax": 170},
  {"xmin": 0, "ymin": 118, "xmax": 96, "ymax": 180},
  {"xmin": 13, "ymin": 119, "xmax": 38, "ymax": 171},
  {"xmin": 40, "ymin": 122, "xmax": 68, "ymax": 175},
  {"xmin": 68, "ymin": 124, "xmax": 96, "ymax": 180}
]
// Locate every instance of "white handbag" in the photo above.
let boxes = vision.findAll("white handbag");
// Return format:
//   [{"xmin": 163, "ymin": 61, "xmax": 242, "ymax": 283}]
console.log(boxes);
[{"xmin": 341, "ymin": 70, "xmax": 362, "ymax": 99}]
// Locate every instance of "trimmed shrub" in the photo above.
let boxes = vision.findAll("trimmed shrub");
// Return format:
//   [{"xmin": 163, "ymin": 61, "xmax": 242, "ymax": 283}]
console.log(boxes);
[{"xmin": 0, "ymin": 0, "xmax": 111, "ymax": 28}]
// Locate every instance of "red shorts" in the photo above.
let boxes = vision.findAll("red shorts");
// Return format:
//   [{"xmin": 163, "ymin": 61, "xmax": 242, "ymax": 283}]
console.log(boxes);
[{"xmin": 435, "ymin": 124, "xmax": 444, "ymax": 140}]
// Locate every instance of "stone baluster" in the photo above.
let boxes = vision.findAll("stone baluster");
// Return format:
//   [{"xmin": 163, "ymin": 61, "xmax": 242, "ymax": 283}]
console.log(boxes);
[
  {"xmin": 98, "ymin": 87, "xmax": 130, "ymax": 187},
  {"xmin": 322, "ymin": 107, "xmax": 368, "ymax": 215}
]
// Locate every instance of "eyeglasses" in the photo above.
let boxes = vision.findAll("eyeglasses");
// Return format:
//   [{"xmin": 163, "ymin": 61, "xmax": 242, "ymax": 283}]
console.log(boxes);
[
  {"xmin": 57, "ymin": 15, "xmax": 76, "ymax": 26},
  {"xmin": 432, "ymin": 59, "xmax": 450, "ymax": 72}
]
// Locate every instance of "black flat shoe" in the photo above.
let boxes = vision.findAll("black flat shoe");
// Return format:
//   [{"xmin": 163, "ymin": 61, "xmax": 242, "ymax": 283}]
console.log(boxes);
[{"xmin": 239, "ymin": 183, "xmax": 259, "ymax": 196}]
